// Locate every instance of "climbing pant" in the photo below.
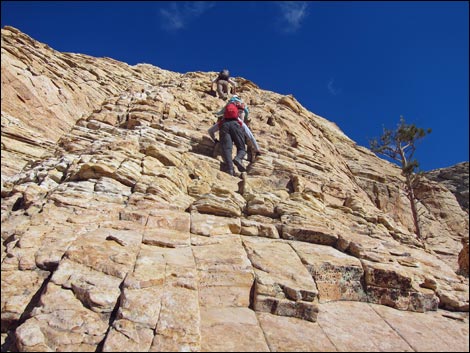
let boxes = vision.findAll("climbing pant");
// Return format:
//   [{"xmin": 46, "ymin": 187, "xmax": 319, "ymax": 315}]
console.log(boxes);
[
  {"xmin": 220, "ymin": 119, "xmax": 246, "ymax": 175},
  {"xmin": 217, "ymin": 80, "xmax": 235, "ymax": 99}
]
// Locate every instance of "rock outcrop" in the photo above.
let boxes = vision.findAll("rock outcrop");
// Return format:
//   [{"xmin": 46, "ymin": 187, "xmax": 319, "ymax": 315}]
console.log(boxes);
[
  {"xmin": 1, "ymin": 26, "xmax": 469, "ymax": 352},
  {"xmin": 425, "ymin": 162, "xmax": 469, "ymax": 214},
  {"xmin": 458, "ymin": 236, "xmax": 469, "ymax": 277}
]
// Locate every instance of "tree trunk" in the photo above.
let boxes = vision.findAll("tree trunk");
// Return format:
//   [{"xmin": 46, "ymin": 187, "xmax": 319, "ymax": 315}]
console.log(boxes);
[
  {"xmin": 406, "ymin": 175, "xmax": 422, "ymax": 239},
  {"xmin": 398, "ymin": 147, "xmax": 422, "ymax": 239}
]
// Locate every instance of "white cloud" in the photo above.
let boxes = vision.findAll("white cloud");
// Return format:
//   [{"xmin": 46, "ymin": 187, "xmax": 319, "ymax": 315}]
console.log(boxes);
[
  {"xmin": 278, "ymin": 2, "xmax": 309, "ymax": 32},
  {"xmin": 160, "ymin": 4, "xmax": 184, "ymax": 30},
  {"xmin": 327, "ymin": 78, "xmax": 342, "ymax": 96},
  {"xmin": 185, "ymin": 2, "xmax": 214, "ymax": 16},
  {"xmin": 159, "ymin": 2, "xmax": 215, "ymax": 31}
]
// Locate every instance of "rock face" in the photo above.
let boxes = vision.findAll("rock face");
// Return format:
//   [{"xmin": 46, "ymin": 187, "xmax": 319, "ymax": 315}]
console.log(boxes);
[
  {"xmin": 1, "ymin": 26, "xmax": 469, "ymax": 352},
  {"xmin": 422, "ymin": 162, "xmax": 469, "ymax": 277},
  {"xmin": 458, "ymin": 237, "xmax": 469, "ymax": 277},
  {"xmin": 425, "ymin": 162, "xmax": 469, "ymax": 214}
]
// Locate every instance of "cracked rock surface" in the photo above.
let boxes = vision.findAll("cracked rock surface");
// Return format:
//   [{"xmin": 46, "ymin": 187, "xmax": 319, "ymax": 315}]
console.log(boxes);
[{"xmin": 1, "ymin": 26, "xmax": 468, "ymax": 352}]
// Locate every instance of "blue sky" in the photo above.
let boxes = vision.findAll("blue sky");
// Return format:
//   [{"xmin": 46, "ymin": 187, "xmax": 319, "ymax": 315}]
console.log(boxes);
[{"xmin": 1, "ymin": 1, "xmax": 468, "ymax": 171}]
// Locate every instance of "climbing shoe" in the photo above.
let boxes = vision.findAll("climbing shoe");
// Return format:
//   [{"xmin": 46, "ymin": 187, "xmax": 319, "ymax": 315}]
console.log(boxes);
[{"xmin": 233, "ymin": 158, "xmax": 246, "ymax": 173}]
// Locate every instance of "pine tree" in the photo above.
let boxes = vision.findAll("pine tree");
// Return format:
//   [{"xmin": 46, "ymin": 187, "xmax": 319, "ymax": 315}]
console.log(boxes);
[{"xmin": 370, "ymin": 116, "xmax": 432, "ymax": 239}]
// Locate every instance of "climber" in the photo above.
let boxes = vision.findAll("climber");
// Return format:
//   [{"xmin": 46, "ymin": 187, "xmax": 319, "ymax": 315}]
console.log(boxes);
[
  {"xmin": 211, "ymin": 69, "xmax": 237, "ymax": 100},
  {"xmin": 210, "ymin": 95, "xmax": 261, "ymax": 160},
  {"xmin": 209, "ymin": 116, "xmax": 262, "ymax": 157},
  {"xmin": 209, "ymin": 120, "xmax": 262, "ymax": 166},
  {"xmin": 210, "ymin": 95, "xmax": 246, "ymax": 175},
  {"xmin": 214, "ymin": 95, "xmax": 249, "ymax": 122},
  {"xmin": 208, "ymin": 96, "xmax": 261, "ymax": 175}
]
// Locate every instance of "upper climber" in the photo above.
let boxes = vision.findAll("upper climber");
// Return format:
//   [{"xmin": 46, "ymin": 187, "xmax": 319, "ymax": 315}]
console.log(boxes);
[{"xmin": 211, "ymin": 69, "xmax": 237, "ymax": 100}]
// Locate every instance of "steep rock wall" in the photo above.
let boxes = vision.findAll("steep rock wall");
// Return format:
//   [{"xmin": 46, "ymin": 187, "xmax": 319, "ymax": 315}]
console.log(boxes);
[
  {"xmin": 425, "ymin": 162, "xmax": 469, "ymax": 214},
  {"xmin": 1, "ymin": 26, "xmax": 468, "ymax": 352}
]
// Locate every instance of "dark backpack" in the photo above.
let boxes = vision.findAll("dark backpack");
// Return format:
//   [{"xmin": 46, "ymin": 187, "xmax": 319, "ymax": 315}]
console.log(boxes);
[
  {"xmin": 218, "ymin": 69, "xmax": 230, "ymax": 81},
  {"xmin": 224, "ymin": 102, "xmax": 241, "ymax": 119}
]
